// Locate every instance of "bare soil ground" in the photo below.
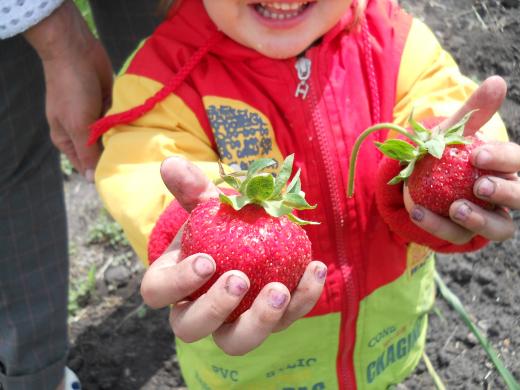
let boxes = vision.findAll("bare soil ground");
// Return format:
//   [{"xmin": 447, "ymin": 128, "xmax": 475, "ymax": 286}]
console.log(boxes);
[{"xmin": 65, "ymin": 0, "xmax": 520, "ymax": 388}]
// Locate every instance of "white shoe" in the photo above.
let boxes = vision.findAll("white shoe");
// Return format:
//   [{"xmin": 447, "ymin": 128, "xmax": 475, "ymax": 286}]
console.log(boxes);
[{"xmin": 64, "ymin": 367, "xmax": 81, "ymax": 390}]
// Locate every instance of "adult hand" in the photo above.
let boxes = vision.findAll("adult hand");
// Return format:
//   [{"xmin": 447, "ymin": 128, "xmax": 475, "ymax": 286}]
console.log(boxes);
[
  {"xmin": 404, "ymin": 76, "xmax": 520, "ymax": 244},
  {"xmin": 24, "ymin": 0, "xmax": 113, "ymax": 180},
  {"xmin": 141, "ymin": 157, "xmax": 327, "ymax": 355}
]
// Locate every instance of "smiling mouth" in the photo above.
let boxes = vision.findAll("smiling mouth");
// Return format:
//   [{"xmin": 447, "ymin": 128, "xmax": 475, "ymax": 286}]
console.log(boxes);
[{"xmin": 254, "ymin": 2, "xmax": 313, "ymax": 20}]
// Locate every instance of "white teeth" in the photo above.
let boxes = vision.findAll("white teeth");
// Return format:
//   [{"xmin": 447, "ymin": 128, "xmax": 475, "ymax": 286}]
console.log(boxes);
[{"xmin": 257, "ymin": 2, "xmax": 308, "ymax": 20}]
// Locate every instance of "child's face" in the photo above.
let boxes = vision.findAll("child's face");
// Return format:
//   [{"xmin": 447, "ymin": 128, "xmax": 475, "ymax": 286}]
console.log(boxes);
[{"xmin": 203, "ymin": 1, "xmax": 352, "ymax": 59}]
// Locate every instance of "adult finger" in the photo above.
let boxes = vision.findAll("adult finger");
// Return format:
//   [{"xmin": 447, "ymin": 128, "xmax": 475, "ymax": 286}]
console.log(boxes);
[
  {"xmin": 71, "ymin": 127, "xmax": 101, "ymax": 179},
  {"xmin": 160, "ymin": 156, "xmax": 220, "ymax": 212},
  {"xmin": 212, "ymin": 282, "xmax": 290, "ymax": 356},
  {"xmin": 449, "ymin": 200, "xmax": 515, "ymax": 242},
  {"xmin": 170, "ymin": 270, "xmax": 250, "ymax": 343},
  {"xmin": 273, "ymin": 261, "xmax": 327, "ymax": 332},
  {"xmin": 140, "ymin": 252, "xmax": 216, "ymax": 309},
  {"xmin": 438, "ymin": 76, "xmax": 507, "ymax": 135},
  {"xmin": 474, "ymin": 175, "xmax": 520, "ymax": 210},
  {"xmin": 49, "ymin": 119, "xmax": 82, "ymax": 171}
]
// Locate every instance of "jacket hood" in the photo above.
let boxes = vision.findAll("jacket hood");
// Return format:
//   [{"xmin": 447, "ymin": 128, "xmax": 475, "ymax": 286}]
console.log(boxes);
[{"xmin": 88, "ymin": 0, "xmax": 359, "ymax": 144}]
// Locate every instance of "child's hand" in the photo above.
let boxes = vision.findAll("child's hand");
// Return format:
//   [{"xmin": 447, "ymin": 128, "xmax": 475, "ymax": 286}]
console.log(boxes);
[
  {"xmin": 404, "ymin": 76, "xmax": 520, "ymax": 244},
  {"xmin": 141, "ymin": 157, "xmax": 326, "ymax": 355}
]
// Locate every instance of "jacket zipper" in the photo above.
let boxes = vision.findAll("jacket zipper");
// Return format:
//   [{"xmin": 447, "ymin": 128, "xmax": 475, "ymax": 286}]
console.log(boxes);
[
  {"xmin": 294, "ymin": 55, "xmax": 312, "ymax": 99},
  {"xmin": 295, "ymin": 54, "xmax": 358, "ymax": 389}
]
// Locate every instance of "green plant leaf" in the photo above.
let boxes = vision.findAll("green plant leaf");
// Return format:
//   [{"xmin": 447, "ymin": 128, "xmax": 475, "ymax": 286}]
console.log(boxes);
[
  {"xmin": 435, "ymin": 272, "xmax": 520, "ymax": 390},
  {"xmin": 431, "ymin": 304, "xmax": 448, "ymax": 326},
  {"xmin": 283, "ymin": 193, "xmax": 316, "ymax": 210},
  {"xmin": 219, "ymin": 193, "xmax": 252, "ymax": 210},
  {"xmin": 245, "ymin": 174, "xmax": 275, "ymax": 201},
  {"xmin": 375, "ymin": 139, "xmax": 418, "ymax": 161},
  {"xmin": 286, "ymin": 212, "xmax": 319, "ymax": 225},
  {"xmin": 444, "ymin": 109, "xmax": 478, "ymax": 137},
  {"xmin": 246, "ymin": 158, "xmax": 277, "ymax": 180},
  {"xmin": 444, "ymin": 134, "xmax": 472, "ymax": 146},
  {"xmin": 408, "ymin": 110, "xmax": 431, "ymax": 142},
  {"xmin": 425, "ymin": 137, "xmax": 446, "ymax": 159},
  {"xmin": 262, "ymin": 200, "xmax": 293, "ymax": 217},
  {"xmin": 388, "ymin": 159, "xmax": 416, "ymax": 184},
  {"xmin": 287, "ymin": 168, "xmax": 302, "ymax": 194},
  {"xmin": 217, "ymin": 161, "xmax": 240, "ymax": 190},
  {"xmin": 273, "ymin": 154, "xmax": 294, "ymax": 197},
  {"xmin": 221, "ymin": 174, "xmax": 241, "ymax": 190},
  {"xmin": 216, "ymin": 161, "xmax": 246, "ymax": 189},
  {"xmin": 422, "ymin": 352, "xmax": 446, "ymax": 390}
]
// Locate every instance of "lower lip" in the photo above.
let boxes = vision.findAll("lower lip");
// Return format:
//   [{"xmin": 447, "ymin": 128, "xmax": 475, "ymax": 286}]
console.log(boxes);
[{"xmin": 249, "ymin": 2, "xmax": 316, "ymax": 30}]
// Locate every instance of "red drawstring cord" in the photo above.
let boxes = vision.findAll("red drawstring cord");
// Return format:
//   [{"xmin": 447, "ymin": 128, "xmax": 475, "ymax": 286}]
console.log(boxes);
[
  {"xmin": 89, "ymin": 21, "xmax": 378, "ymax": 145},
  {"xmin": 88, "ymin": 31, "xmax": 224, "ymax": 145}
]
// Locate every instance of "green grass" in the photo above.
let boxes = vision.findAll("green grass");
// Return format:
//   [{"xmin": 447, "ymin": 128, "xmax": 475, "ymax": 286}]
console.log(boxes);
[
  {"xmin": 60, "ymin": 154, "xmax": 74, "ymax": 177},
  {"xmin": 88, "ymin": 209, "xmax": 129, "ymax": 249},
  {"xmin": 68, "ymin": 265, "xmax": 97, "ymax": 316}
]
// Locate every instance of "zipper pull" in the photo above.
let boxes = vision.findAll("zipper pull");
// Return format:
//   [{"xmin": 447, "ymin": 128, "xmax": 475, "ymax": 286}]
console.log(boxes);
[{"xmin": 294, "ymin": 55, "xmax": 312, "ymax": 99}]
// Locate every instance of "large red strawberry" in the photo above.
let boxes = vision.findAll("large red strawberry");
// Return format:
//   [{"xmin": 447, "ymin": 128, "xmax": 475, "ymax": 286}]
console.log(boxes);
[
  {"xmin": 147, "ymin": 186, "xmax": 237, "ymax": 264},
  {"xmin": 348, "ymin": 112, "xmax": 493, "ymax": 216},
  {"xmin": 179, "ymin": 155, "xmax": 316, "ymax": 322}
]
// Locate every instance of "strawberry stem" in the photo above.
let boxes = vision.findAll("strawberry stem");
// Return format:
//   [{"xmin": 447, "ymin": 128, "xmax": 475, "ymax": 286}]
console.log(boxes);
[{"xmin": 347, "ymin": 123, "xmax": 422, "ymax": 197}]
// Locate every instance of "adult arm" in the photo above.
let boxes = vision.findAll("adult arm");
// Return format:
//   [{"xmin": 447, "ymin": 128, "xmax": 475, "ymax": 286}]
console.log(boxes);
[{"xmin": 22, "ymin": 0, "xmax": 113, "ymax": 179}]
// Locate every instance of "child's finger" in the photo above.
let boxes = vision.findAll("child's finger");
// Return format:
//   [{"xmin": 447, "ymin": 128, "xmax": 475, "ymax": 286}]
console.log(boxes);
[
  {"xmin": 474, "ymin": 175, "xmax": 520, "ymax": 211},
  {"xmin": 140, "ymin": 252, "xmax": 216, "ymax": 309},
  {"xmin": 273, "ymin": 261, "xmax": 326, "ymax": 333},
  {"xmin": 409, "ymin": 205, "xmax": 475, "ymax": 245},
  {"xmin": 449, "ymin": 200, "xmax": 515, "ymax": 242},
  {"xmin": 160, "ymin": 156, "xmax": 220, "ymax": 212},
  {"xmin": 212, "ymin": 282, "xmax": 290, "ymax": 356},
  {"xmin": 438, "ymin": 75, "xmax": 507, "ymax": 136},
  {"xmin": 471, "ymin": 142, "xmax": 520, "ymax": 172},
  {"xmin": 169, "ymin": 271, "xmax": 250, "ymax": 343}
]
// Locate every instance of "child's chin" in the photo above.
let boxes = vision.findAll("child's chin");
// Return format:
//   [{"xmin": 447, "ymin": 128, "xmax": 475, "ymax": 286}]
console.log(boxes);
[{"xmin": 253, "ymin": 41, "xmax": 312, "ymax": 59}]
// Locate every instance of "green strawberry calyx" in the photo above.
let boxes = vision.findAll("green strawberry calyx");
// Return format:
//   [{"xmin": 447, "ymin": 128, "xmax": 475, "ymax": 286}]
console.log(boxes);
[
  {"xmin": 347, "ymin": 110, "xmax": 477, "ymax": 197},
  {"xmin": 215, "ymin": 154, "xmax": 319, "ymax": 225}
]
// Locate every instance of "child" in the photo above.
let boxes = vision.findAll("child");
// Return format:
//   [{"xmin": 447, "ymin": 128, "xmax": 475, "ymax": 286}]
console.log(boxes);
[{"xmin": 90, "ymin": 0, "xmax": 520, "ymax": 388}]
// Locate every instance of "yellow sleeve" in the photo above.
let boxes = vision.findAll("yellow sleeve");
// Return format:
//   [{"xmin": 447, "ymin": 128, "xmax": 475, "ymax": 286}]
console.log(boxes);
[
  {"xmin": 394, "ymin": 18, "xmax": 507, "ymax": 142},
  {"xmin": 95, "ymin": 74, "xmax": 219, "ymax": 263}
]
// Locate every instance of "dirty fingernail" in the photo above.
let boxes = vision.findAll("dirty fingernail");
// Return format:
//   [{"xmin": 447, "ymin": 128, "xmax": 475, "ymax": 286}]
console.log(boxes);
[
  {"xmin": 85, "ymin": 169, "xmax": 95, "ymax": 183},
  {"xmin": 454, "ymin": 202, "xmax": 472, "ymax": 221},
  {"xmin": 411, "ymin": 206, "xmax": 425, "ymax": 222},
  {"xmin": 315, "ymin": 265, "xmax": 327, "ymax": 283},
  {"xmin": 192, "ymin": 255, "xmax": 215, "ymax": 277},
  {"xmin": 477, "ymin": 177, "xmax": 496, "ymax": 197},
  {"xmin": 225, "ymin": 274, "xmax": 248, "ymax": 296},
  {"xmin": 269, "ymin": 289, "xmax": 288, "ymax": 309},
  {"xmin": 475, "ymin": 149, "xmax": 492, "ymax": 166}
]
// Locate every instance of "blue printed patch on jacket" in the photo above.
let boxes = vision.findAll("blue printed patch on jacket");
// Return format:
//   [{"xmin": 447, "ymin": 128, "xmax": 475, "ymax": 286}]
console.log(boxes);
[{"xmin": 207, "ymin": 104, "xmax": 274, "ymax": 170}]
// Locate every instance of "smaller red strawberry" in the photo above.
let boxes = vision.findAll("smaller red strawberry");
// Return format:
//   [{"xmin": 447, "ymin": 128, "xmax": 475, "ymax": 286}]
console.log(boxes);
[
  {"xmin": 180, "ymin": 155, "xmax": 318, "ymax": 322},
  {"xmin": 347, "ymin": 111, "xmax": 494, "ymax": 216}
]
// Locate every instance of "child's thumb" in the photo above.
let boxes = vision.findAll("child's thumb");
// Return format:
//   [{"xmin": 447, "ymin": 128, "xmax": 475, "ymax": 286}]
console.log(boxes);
[
  {"xmin": 439, "ymin": 75, "xmax": 507, "ymax": 136},
  {"xmin": 160, "ymin": 156, "xmax": 219, "ymax": 212}
]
